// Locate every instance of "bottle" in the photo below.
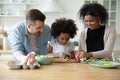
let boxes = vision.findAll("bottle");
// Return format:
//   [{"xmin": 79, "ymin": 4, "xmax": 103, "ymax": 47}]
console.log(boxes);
[{"xmin": 3, "ymin": 37, "xmax": 8, "ymax": 50}]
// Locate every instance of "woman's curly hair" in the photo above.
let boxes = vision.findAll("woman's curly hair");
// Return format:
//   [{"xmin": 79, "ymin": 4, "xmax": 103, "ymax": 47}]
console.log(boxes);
[
  {"xmin": 78, "ymin": 3, "xmax": 108, "ymax": 25},
  {"xmin": 51, "ymin": 18, "xmax": 77, "ymax": 39}
]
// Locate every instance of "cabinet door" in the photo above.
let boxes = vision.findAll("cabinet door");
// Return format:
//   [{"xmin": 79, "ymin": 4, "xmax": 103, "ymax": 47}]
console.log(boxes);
[
  {"xmin": 84, "ymin": 0, "xmax": 120, "ymax": 34},
  {"xmin": 0, "ymin": 2, "xmax": 27, "ymax": 17}
]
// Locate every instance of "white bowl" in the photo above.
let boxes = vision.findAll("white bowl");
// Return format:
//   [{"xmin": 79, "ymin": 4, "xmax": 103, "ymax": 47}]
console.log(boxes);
[{"xmin": 7, "ymin": 60, "xmax": 22, "ymax": 69}]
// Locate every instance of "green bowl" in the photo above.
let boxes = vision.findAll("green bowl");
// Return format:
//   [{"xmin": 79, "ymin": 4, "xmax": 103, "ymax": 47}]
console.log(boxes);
[{"xmin": 35, "ymin": 55, "xmax": 54, "ymax": 65}]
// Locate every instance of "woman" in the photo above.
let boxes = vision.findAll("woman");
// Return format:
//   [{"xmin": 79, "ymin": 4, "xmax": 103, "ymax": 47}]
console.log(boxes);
[{"xmin": 75, "ymin": 3, "xmax": 116, "ymax": 61}]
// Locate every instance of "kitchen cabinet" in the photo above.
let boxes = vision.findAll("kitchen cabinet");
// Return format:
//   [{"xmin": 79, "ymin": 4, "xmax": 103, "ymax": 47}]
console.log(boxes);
[
  {"xmin": 0, "ymin": 0, "xmax": 38, "ymax": 50},
  {"xmin": 0, "ymin": 1, "xmax": 40, "ymax": 18},
  {"xmin": 84, "ymin": 0, "xmax": 120, "ymax": 34}
]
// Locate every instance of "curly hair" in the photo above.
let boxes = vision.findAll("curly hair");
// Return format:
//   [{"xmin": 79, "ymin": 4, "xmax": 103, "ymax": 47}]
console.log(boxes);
[
  {"xmin": 78, "ymin": 3, "xmax": 108, "ymax": 25},
  {"xmin": 51, "ymin": 18, "xmax": 77, "ymax": 39}
]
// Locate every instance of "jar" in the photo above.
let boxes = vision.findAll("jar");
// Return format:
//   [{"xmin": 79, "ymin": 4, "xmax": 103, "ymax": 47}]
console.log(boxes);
[{"xmin": 3, "ymin": 37, "xmax": 9, "ymax": 50}]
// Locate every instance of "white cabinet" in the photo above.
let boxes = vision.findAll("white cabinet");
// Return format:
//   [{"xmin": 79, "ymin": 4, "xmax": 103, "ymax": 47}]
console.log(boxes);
[
  {"xmin": 0, "ymin": 1, "xmax": 39, "ymax": 18},
  {"xmin": 84, "ymin": 0, "xmax": 120, "ymax": 34}
]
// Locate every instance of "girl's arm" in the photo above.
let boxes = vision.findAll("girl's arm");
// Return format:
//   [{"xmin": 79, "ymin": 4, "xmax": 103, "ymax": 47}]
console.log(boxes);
[{"xmin": 46, "ymin": 45, "xmax": 67, "ymax": 58}]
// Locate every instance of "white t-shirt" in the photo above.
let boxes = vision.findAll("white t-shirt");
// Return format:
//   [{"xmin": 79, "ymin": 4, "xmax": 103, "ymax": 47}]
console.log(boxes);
[{"xmin": 49, "ymin": 39, "xmax": 75, "ymax": 55}]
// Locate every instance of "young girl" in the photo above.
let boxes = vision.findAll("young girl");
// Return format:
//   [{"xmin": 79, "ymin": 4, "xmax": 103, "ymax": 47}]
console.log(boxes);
[{"xmin": 46, "ymin": 18, "xmax": 77, "ymax": 58}]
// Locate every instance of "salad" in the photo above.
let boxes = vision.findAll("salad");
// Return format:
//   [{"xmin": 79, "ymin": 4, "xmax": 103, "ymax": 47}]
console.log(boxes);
[
  {"xmin": 117, "ymin": 55, "xmax": 120, "ymax": 60},
  {"xmin": 83, "ymin": 57, "xmax": 108, "ymax": 63}
]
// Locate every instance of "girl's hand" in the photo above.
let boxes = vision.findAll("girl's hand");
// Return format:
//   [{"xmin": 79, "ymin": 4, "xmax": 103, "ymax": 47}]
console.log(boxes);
[
  {"xmin": 59, "ymin": 53, "xmax": 67, "ymax": 58},
  {"xmin": 69, "ymin": 51, "xmax": 75, "ymax": 59}
]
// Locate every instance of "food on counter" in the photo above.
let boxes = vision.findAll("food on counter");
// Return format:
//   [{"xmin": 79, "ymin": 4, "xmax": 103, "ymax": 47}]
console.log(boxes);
[
  {"xmin": 35, "ymin": 55, "xmax": 54, "ymax": 65},
  {"xmin": 89, "ymin": 61, "xmax": 120, "ymax": 68},
  {"xmin": 98, "ymin": 61, "xmax": 113, "ymax": 67},
  {"xmin": 30, "ymin": 58, "xmax": 35, "ymax": 64},
  {"xmin": 52, "ymin": 57, "xmax": 78, "ymax": 63},
  {"xmin": 84, "ymin": 57, "xmax": 108, "ymax": 63},
  {"xmin": 7, "ymin": 60, "xmax": 22, "ymax": 69},
  {"xmin": 117, "ymin": 55, "xmax": 120, "ymax": 60}
]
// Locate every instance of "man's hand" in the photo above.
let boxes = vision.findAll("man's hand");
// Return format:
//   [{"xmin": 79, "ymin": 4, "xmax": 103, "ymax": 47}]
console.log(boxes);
[{"xmin": 23, "ymin": 51, "xmax": 36, "ymax": 64}]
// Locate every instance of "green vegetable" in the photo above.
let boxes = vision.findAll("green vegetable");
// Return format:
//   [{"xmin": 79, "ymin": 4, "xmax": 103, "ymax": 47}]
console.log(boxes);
[
  {"xmin": 84, "ymin": 57, "xmax": 108, "ymax": 63},
  {"xmin": 118, "ymin": 55, "xmax": 120, "ymax": 58},
  {"xmin": 58, "ymin": 58, "xmax": 69, "ymax": 61},
  {"xmin": 98, "ymin": 61, "xmax": 113, "ymax": 67},
  {"xmin": 36, "ymin": 55, "xmax": 53, "ymax": 58}
]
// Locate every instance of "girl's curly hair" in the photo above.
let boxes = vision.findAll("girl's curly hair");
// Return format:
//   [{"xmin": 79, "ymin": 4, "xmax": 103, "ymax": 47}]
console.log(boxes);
[{"xmin": 51, "ymin": 18, "xmax": 77, "ymax": 38}]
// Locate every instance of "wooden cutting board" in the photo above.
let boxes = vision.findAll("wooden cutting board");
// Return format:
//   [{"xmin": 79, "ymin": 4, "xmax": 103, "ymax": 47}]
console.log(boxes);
[{"xmin": 52, "ymin": 58, "xmax": 79, "ymax": 63}]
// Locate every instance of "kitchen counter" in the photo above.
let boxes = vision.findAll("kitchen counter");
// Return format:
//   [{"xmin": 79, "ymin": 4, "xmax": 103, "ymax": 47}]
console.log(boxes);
[
  {"xmin": 0, "ymin": 49, "xmax": 11, "ymax": 54},
  {"xmin": 0, "ymin": 60, "xmax": 120, "ymax": 80}
]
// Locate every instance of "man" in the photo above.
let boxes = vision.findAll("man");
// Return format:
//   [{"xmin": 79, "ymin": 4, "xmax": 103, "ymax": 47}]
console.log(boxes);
[{"xmin": 10, "ymin": 9, "xmax": 51, "ymax": 63}]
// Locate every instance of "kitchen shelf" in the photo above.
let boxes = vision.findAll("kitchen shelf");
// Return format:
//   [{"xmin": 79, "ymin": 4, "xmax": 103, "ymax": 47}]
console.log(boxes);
[
  {"xmin": 0, "ymin": 2, "xmax": 38, "ymax": 5},
  {"xmin": 0, "ymin": 15, "xmax": 25, "ymax": 18},
  {"xmin": 0, "ymin": 1, "xmax": 40, "ymax": 17}
]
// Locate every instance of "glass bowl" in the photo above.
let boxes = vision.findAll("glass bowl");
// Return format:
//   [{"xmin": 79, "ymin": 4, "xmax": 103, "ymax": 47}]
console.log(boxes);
[{"xmin": 35, "ymin": 55, "xmax": 54, "ymax": 65}]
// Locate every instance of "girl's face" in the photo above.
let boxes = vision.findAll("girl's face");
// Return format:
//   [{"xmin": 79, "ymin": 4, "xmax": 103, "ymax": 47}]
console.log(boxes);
[
  {"xmin": 57, "ymin": 33, "xmax": 70, "ymax": 45},
  {"xmin": 84, "ymin": 15, "xmax": 100, "ymax": 30}
]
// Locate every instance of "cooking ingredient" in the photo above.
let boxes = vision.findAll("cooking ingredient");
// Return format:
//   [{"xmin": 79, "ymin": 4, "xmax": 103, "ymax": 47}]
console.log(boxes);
[
  {"xmin": 30, "ymin": 58, "xmax": 35, "ymax": 64},
  {"xmin": 84, "ymin": 57, "xmax": 108, "ymax": 63}
]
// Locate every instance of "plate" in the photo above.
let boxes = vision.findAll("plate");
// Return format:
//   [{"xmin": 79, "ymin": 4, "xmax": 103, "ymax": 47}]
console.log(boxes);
[
  {"xmin": 7, "ymin": 60, "xmax": 22, "ymax": 69},
  {"xmin": 7, "ymin": 60, "xmax": 41, "ymax": 70},
  {"xmin": 89, "ymin": 61, "xmax": 120, "ymax": 68}
]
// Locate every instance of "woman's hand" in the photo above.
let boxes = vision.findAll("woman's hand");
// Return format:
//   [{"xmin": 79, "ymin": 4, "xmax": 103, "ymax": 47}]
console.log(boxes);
[
  {"xmin": 74, "ymin": 50, "xmax": 83, "ymax": 61},
  {"xmin": 75, "ymin": 50, "xmax": 93, "ymax": 61},
  {"xmin": 69, "ymin": 51, "xmax": 75, "ymax": 59}
]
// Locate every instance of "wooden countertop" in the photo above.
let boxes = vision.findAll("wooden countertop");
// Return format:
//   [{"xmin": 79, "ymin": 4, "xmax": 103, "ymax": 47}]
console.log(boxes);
[
  {"xmin": 0, "ymin": 60, "xmax": 120, "ymax": 80},
  {"xmin": 0, "ymin": 49, "xmax": 11, "ymax": 54}
]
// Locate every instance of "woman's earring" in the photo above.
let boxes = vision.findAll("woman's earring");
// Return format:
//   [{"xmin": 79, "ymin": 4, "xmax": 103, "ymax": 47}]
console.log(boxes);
[{"xmin": 99, "ymin": 21, "xmax": 105, "ymax": 26}]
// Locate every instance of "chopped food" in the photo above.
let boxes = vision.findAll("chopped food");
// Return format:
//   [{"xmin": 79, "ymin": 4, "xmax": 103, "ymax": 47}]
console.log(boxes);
[
  {"xmin": 57, "ymin": 58, "xmax": 70, "ymax": 61},
  {"xmin": 84, "ymin": 57, "xmax": 108, "ymax": 63},
  {"xmin": 98, "ymin": 61, "xmax": 113, "ymax": 67},
  {"xmin": 117, "ymin": 55, "xmax": 120, "ymax": 58},
  {"xmin": 36, "ymin": 55, "xmax": 53, "ymax": 58}
]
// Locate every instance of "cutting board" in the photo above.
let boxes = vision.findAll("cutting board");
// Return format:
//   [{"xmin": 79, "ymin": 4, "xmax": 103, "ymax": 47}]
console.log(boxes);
[{"xmin": 52, "ymin": 58, "xmax": 79, "ymax": 63}]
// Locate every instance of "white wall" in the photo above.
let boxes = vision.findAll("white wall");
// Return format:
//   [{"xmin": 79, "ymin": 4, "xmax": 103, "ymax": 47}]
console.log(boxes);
[{"xmin": 45, "ymin": 0, "xmax": 84, "ymax": 41}]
